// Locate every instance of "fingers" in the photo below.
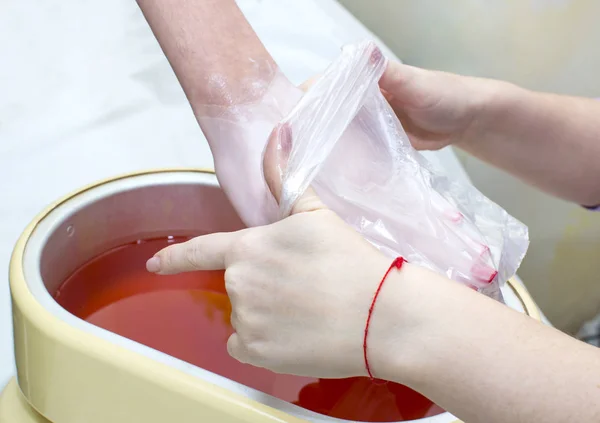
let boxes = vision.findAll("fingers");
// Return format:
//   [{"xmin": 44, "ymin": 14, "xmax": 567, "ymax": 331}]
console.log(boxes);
[
  {"xmin": 146, "ymin": 231, "xmax": 244, "ymax": 274},
  {"xmin": 262, "ymin": 123, "xmax": 290, "ymax": 205},
  {"xmin": 228, "ymin": 332, "xmax": 262, "ymax": 368},
  {"xmin": 262, "ymin": 122, "xmax": 328, "ymax": 215},
  {"xmin": 226, "ymin": 333, "xmax": 246, "ymax": 363},
  {"xmin": 379, "ymin": 60, "xmax": 416, "ymax": 89},
  {"xmin": 379, "ymin": 61, "xmax": 433, "ymax": 110}
]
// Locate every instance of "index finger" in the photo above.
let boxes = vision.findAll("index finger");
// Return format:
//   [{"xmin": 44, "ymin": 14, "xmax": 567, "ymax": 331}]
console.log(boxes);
[{"xmin": 147, "ymin": 231, "xmax": 244, "ymax": 275}]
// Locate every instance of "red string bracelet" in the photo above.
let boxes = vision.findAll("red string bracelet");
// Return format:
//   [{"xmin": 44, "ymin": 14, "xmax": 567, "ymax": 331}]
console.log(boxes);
[{"xmin": 363, "ymin": 257, "xmax": 406, "ymax": 381}]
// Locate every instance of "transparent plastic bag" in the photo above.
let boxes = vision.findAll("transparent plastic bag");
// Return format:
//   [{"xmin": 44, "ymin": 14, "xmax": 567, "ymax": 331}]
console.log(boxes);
[
  {"xmin": 262, "ymin": 41, "xmax": 529, "ymax": 300},
  {"xmin": 199, "ymin": 40, "xmax": 529, "ymax": 300}
]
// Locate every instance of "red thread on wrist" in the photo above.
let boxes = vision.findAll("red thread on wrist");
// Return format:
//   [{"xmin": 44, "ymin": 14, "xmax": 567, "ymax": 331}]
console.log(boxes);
[{"xmin": 363, "ymin": 257, "xmax": 405, "ymax": 381}]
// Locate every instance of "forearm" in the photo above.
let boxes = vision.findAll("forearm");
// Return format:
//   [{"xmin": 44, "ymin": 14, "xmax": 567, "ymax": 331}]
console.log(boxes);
[
  {"xmin": 462, "ymin": 83, "xmax": 600, "ymax": 206},
  {"xmin": 136, "ymin": 0, "xmax": 277, "ymax": 108},
  {"xmin": 136, "ymin": 0, "xmax": 299, "ymax": 228},
  {"xmin": 376, "ymin": 265, "xmax": 600, "ymax": 423}
]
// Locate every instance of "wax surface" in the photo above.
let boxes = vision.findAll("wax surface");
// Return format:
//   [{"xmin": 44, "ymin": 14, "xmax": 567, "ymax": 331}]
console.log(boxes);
[{"xmin": 54, "ymin": 237, "xmax": 442, "ymax": 421}]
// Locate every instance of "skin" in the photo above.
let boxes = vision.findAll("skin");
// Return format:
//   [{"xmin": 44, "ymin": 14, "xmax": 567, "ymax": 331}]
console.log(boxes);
[
  {"xmin": 136, "ymin": 0, "xmax": 277, "ymax": 108},
  {"xmin": 136, "ymin": 1, "xmax": 600, "ymax": 422},
  {"xmin": 378, "ymin": 63, "xmax": 600, "ymax": 206}
]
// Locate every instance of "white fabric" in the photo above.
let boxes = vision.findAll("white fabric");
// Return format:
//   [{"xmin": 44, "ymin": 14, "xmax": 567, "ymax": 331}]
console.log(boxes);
[{"xmin": 0, "ymin": 0, "xmax": 469, "ymax": 387}]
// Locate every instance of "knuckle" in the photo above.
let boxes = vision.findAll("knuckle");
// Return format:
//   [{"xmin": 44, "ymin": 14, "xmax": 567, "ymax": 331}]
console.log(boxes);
[
  {"xmin": 229, "ymin": 310, "xmax": 240, "ymax": 331},
  {"xmin": 230, "ymin": 308, "xmax": 253, "ymax": 336},
  {"xmin": 232, "ymin": 319, "xmax": 274, "ymax": 369},
  {"xmin": 230, "ymin": 230, "xmax": 261, "ymax": 259},
  {"xmin": 158, "ymin": 248, "xmax": 172, "ymax": 269},
  {"xmin": 234, "ymin": 312, "xmax": 254, "ymax": 340},
  {"xmin": 228, "ymin": 337, "xmax": 265, "ymax": 368},
  {"xmin": 227, "ymin": 334, "xmax": 245, "ymax": 362},
  {"xmin": 184, "ymin": 242, "xmax": 201, "ymax": 268},
  {"xmin": 242, "ymin": 339, "xmax": 265, "ymax": 364},
  {"xmin": 224, "ymin": 265, "xmax": 241, "ymax": 283},
  {"xmin": 159, "ymin": 245, "xmax": 183, "ymax": 271},
  {"xmin": 224, "ymin": 266, "xmax": 244, "ymax": 298}
]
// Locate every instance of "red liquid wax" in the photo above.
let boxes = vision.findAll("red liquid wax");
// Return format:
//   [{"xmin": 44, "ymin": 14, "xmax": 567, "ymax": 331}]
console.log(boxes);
[{"xmin": 54, "ymin": 237, "xmax": 442, "ymax": 422}]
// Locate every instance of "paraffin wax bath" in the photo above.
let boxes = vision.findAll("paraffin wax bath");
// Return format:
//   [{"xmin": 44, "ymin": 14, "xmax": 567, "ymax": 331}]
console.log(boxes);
[{"xmin": 54, "ymin": 236, "xmax": 442, "ymax": 422}]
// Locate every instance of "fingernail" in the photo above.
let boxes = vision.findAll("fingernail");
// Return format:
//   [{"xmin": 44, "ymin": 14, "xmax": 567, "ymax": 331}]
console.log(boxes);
[
  {"xmin": 146, "ymin": 256, "xmax": 161, "ymax": 273},
  {"xmin": 444, "ymin": 209, "xmax": 464, "ymax": 224},
  {"xmin": 370, "ymin": 46, "xmax": 383, "ymax": 64},
  {"xmin": 487, "ymin": 270, "xmax": 498, "ymax": 284},
  {"xmin": 278, "ymin": 123, "xmax": 292, "ymax": 154},
  {"xmin": 277, "ymin": 123, "xmax": 293, "ymax": 167},
  {"xmin": 471, "ymin": 262, "xmax": 497, "ymax": 284}
]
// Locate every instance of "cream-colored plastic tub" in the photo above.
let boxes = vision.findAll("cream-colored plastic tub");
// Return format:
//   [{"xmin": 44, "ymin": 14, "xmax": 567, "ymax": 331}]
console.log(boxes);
[{"xmin": 2, "ymin": 169, "xmax": 542, "ymax": 423}]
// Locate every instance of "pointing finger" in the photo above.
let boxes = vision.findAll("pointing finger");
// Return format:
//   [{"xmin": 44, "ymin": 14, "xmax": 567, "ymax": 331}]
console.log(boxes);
[{"xmin": 146, "ymin": 231, "xmax": 245, "ymax": 275}]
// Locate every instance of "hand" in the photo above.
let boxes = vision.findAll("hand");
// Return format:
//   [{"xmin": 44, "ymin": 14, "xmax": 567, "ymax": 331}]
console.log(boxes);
[
  {"xmin": 301, "ymin": 61, "xmax": 498, "ymax": 151},
  {"xmin": 380, "ymin": 61, "xmax": 496, "ymax": 150},
  {"xmin": 146, "ymin": 129, "xmax": 392, "ymax": 378}
]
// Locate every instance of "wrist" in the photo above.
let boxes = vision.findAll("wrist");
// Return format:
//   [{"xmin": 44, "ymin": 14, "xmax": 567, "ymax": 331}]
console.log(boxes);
[
  {"xmin": 365, "ymin": 262, "xmax": 431, "ymax": 382},
  {"xmin": 458, "ymin": 78, "xmax": 528, "ymax": 150},
  {"xmin": 366, "ymin": 263, "xmax": 475, "ymax": 386}
]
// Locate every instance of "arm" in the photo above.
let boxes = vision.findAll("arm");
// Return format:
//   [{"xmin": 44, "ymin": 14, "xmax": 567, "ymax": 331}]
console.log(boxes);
[
  {"xmin": 135, "ymin": 0, "xmax": 277, "ymax": 108},
  {"xmin": 136, "ymin": 0, "xmax": 297, "ymax": 227},
  {"xmin": 378, "ymin": 63, "xmax": 600, "ymax": 206},
  {"xmin": 375, "ymin": 264, "xmax": 600, "ymax": 423},
  {"xmin": 464, "ymin": 85, "xmax": 600, "ymax": 207}
]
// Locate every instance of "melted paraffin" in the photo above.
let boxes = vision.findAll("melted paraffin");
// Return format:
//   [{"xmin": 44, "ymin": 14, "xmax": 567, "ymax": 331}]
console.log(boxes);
[{"xmin": 54, "ymin": 237, "xmax": 442, "ymax": 422}]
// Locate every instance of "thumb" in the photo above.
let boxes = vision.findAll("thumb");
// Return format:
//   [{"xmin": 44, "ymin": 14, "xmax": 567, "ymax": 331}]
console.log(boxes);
[
  {"xmin": 379, "ymin": 61, "xmax": 440, "ymax": 110},
  {"xmin": 263, "ymin": 122, "xmax": 327, "ymax": 216}
]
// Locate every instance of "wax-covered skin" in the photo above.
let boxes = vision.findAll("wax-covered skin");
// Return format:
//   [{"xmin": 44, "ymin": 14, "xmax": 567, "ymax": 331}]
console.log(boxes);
[
  {"xmin": 136, "ymin": 0, "xmax": 302, "ymax": 226},
  {"xmin": 197, "ymin": 74, "xmax": 303, "ymax": 226}
]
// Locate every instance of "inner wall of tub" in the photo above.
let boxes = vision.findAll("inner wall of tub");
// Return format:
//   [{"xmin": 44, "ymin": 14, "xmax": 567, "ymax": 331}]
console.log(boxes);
[
  {"xmin": 38, "ymin": 182, "xmax": 245, "ymax": 294},
  {"xmin": 38, "ymin": 180, "xmax": 444, "ymax": 422}
]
